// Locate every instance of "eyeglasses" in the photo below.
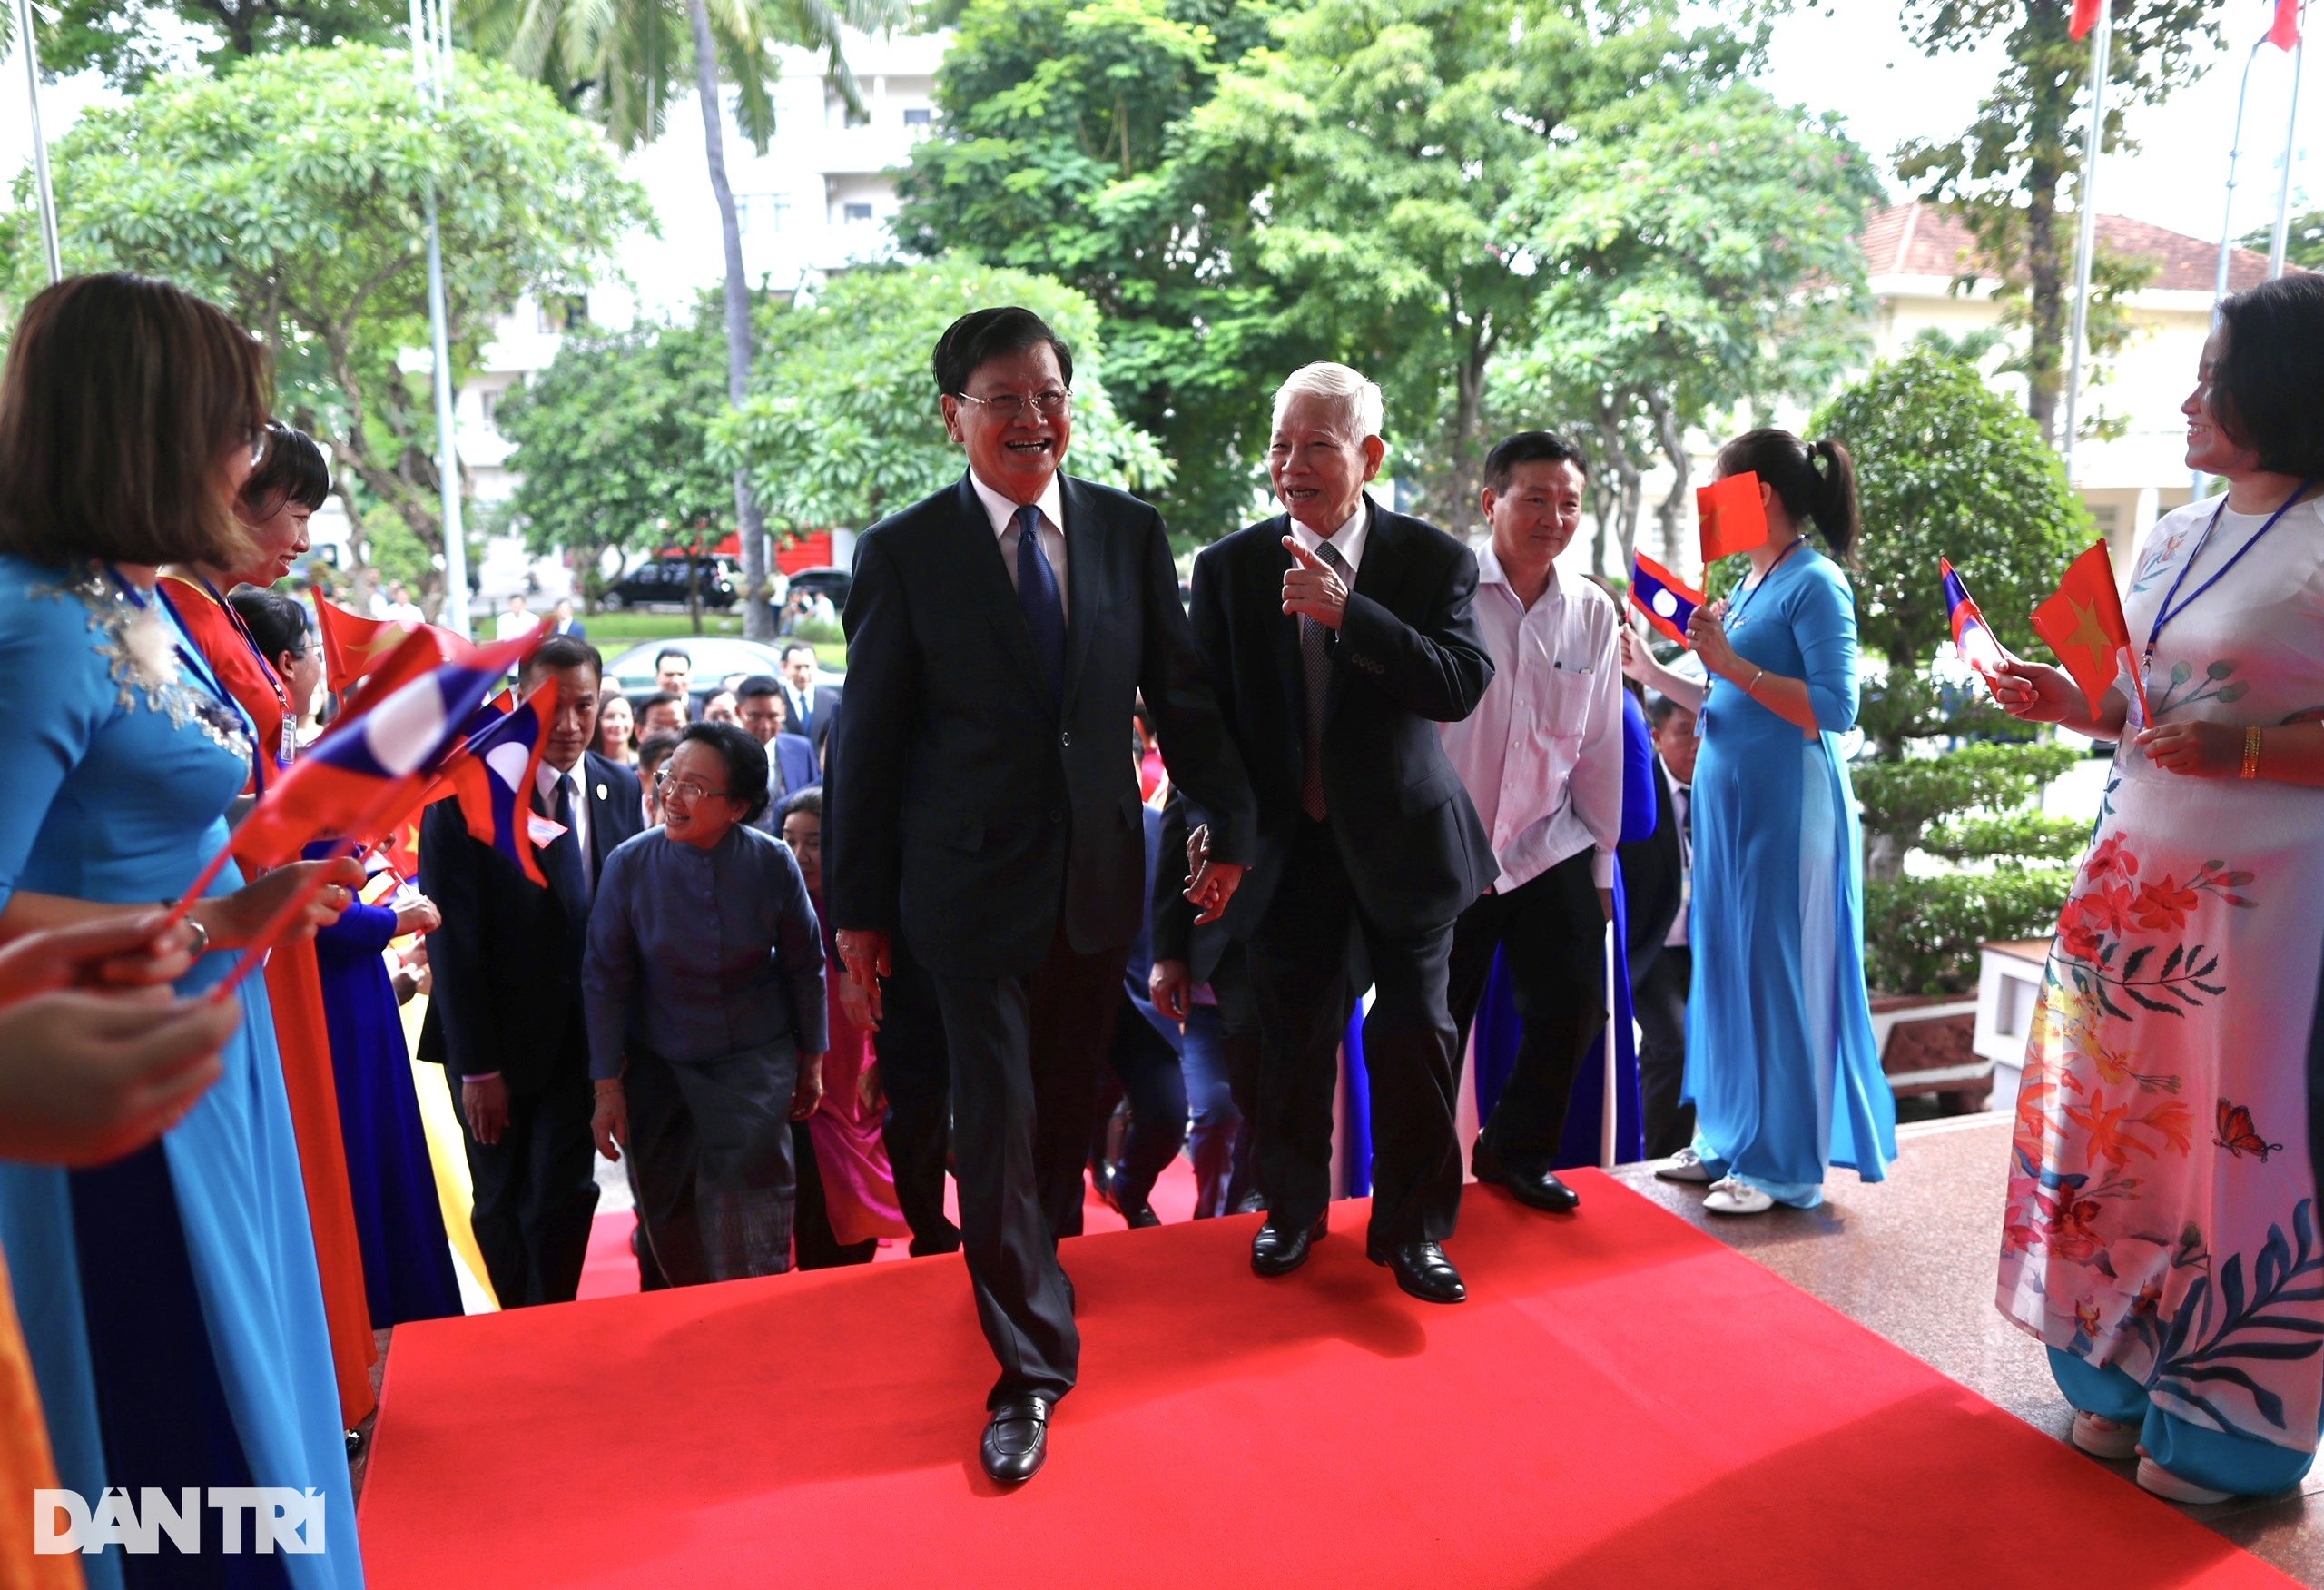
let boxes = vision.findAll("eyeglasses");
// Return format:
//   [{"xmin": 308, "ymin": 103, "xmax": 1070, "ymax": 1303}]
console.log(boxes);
[
  {"xmin": 951, "ymin": 390, "xmax": 1073, "ymax": 420},
  {"xmin": 653, "ymin": 771, "xmax": 730, "ymax": 804}
]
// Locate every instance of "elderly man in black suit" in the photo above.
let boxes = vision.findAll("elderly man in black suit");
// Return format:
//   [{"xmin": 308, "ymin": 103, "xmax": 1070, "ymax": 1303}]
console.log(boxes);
[
  {"xmin": 420, "ymin": 635, "xmax": 647, "ymax": 1307},
  {"xmin": 826, "ymin": 306, "xmax": 1255, "ymax": 1486},
  {"xmin": 1183, "ymin": 362, "xmax": 1494, "ymax": 1306}
]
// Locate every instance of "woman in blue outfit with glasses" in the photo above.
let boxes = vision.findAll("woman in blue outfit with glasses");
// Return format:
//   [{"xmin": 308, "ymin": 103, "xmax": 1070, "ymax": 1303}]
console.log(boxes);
[{"xmin": 1624, "ymin": 429, "xmax": 1895, "ymax": 1216}]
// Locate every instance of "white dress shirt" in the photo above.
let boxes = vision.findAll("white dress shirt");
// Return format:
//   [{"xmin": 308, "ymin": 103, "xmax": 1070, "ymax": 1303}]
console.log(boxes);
[
  {"xmin": 1287, "ymin": 497, "xmax": 1371, "ymax": 580},
  {"xmin": 1437, "ymin": 545, "xmax": 1623, "ymax": 892},
  {"xmin": 1660, "ymin": 755, "xmax": 1691, "ymax": 948},
  {"xmin": 537, "ymin": 757, "xmax": 595, "ymax": 889},
  {"xmin": 970, "ymin": 470, "xmax": 1068, "ymax": 619}
]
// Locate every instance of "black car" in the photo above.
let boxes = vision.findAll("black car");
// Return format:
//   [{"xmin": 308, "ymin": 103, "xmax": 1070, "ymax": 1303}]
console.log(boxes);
[
  {"xmin": 783, "ymin": 565, "xmax": 852, "ymax": 611},
  {"xmin": 599, "ymin": 556, "xmax": 736, "ymax": 611}
]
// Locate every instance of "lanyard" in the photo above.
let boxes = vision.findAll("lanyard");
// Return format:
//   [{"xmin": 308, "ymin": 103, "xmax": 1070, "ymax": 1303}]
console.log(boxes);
[
  {"xmin": 196, "ymin": 574, "xmax": 296, "ymax": 774},
  {"xmin": 1725, "ymin": 535, "xmax": 1807, "ymax": 629},
  {"xmin": 2141, "ymin": 479, "xmax": 2311, "ymax": 686}
]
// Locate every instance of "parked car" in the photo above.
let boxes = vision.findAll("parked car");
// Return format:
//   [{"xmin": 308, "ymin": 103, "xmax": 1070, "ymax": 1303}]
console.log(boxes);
[
  {"xmin": 599, "ymin": 556, "xmax": 736, "ymax": 611},
  {"xmin": 604, "ymin": 637, "xmax": 798, "ymax": 701},
  {"xmin": 783, "ymin": 565, "xmax": 853, "ymax": 613}
]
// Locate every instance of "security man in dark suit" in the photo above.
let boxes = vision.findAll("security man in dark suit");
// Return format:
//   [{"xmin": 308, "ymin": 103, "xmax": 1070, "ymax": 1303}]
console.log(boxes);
[
  {"xmin": 826, "ymin": 306, "xmax": 1255, "ymax": 1486},
  {"xmin": 420, "ymin": 635, "xmax": 646, "ymax": 1307},
  {"xmin": 1619, "ymin": 689, "xmax": 1699, "ymax": 1159},
  {"xmin": 1184, "ymin": 362, "xmax": 1494, "ymax": 1307}
]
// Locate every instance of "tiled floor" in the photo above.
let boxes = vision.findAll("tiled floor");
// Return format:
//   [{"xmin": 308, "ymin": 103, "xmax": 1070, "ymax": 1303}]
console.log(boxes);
[{"xmin": 1610, "ymin": 1113, "xmax": 2324, "ymax": 1586}]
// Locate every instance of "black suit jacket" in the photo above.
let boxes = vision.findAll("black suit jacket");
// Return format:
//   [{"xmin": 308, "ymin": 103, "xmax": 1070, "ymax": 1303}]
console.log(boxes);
[
  {"xmin": 827, "ymin": 472, "xmax": 1256, "ymax": 981},
  {"xmin": 1619, "ymin": 757, "xmax": 1684, "ymax": 958},
  {"xmin": 1149, "ymin": 787, "xmax": 1232, "ymax": 984},
  {"xmin": 419, "ymin": 748, "xmax": 645, "ymax": 1091},
  {"xmin": 786, "ymin": 681, "xmax": 843, "ymax": 755},
  {"xmin": 1187, "ymin": 496, "xmax": 1495, "ymax": 936}
]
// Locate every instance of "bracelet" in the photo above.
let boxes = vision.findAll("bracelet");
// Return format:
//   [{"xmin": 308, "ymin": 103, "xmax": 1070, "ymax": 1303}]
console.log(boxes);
[
  {"xmin": 1746, "ymin": 667, "xmax": 1766, "ymax": 696},
  {"xmin": 2241, "ymin": 726, "xmax": 2262, "ymax": 780}
]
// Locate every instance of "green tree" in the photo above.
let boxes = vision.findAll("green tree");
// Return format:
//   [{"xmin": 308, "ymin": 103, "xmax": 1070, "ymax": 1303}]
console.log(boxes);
[
  {"xmin": 2, "ymin": 43, "xmax": 645, "ymax": 603},
  {"xmin": 15, "ymin": 0, "xmax": 405, "ymax": 86},
  {"xmin": 494, "ymin": 311, "xmax": 735, "ymax": 612},
  {"xmin": 2241, "ymin": 211, "xmax": 2324, "ymax": 271},
  {"xmin": 474, "ymin": 0, "xmax": 909, "ymax": 640},
  {"xmin": 710, "ymin": 259, "xmax": 1169, "ymax": 534},
  {"xmin": 1896, "ymin": 0, "xmax": 2217, "ymax": 443},
  {"xmin": 1811, "ymin": 347, "xmax": 2093, "ymax": 989},
  {"xmin": 893, "ymin": 0, "xmax": 1285, "ymax": 537},
  {"xmin": 1500, "ymin": 82, "xmax": 1880, "ymax": 569}
]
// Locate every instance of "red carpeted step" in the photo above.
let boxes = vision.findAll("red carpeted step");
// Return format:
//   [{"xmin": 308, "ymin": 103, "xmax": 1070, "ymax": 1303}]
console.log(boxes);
[{"xmin": 358, "ymin": 1173, "xmax": 2293, "ymax": 1588}]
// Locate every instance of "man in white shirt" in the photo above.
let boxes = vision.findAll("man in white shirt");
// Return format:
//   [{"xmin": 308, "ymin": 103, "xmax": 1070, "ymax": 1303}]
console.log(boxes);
[
  {"xmin": 1437, "ymin": 431, "xmax": 1623, "ymax": 1215},
  {"xmin": 494, "ymin": 591, "xmax": 543, "ymax": 642}
]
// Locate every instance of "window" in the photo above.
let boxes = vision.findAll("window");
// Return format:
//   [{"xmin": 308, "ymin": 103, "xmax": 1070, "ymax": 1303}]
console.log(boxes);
[
  {"xmin": 843, "ymin": 202, "xmax": 874, "ymax": 223},
  {"xmin": 737, "ymin": 194, "xmax": 788, "ymax": 234},
  {"xmin": 903, "ymin": 107, "xmax": 931, "ymax": 127},
  {"xmin": 478, "ymin": 389, "xmax": 500, "ymax": 432},
  {"xmin": 535, "ymin": 294, "xmax": 586, "ymax": 334}
]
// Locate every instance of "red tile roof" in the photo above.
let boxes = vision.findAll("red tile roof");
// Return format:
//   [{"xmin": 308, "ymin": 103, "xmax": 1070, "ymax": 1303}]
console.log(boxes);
[{"xmin": 1862, "ymin": 200, "xmax": 2282, "ymax": 292}]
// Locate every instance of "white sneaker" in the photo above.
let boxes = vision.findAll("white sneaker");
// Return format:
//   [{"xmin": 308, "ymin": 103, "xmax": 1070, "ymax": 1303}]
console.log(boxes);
[
  {"xmin": 2135, "ymin": 1457, "xmax": 2233, "ymax": 1505},
  {"xmin": 1702, "ymin": 1176, "xmax": 1776, "ymax": 1216},
  {"xmin": 1654, "ymin": 1147, "xmax": 1713, "ymax": 1183},
  {"xmin": 2070, "ymin": 1411, "xmax": 2140, "ymax": 1461}
]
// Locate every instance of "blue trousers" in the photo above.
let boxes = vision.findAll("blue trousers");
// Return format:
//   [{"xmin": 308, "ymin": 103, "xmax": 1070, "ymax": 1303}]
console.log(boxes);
[{"xmin": 2048, "ymin": 1347, "xmax": 2320, "ymax": 1496}]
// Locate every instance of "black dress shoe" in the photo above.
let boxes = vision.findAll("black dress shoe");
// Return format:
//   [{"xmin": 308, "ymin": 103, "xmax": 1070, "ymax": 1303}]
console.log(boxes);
[
  {"xmin": 1233, "ymin": 1189, "xmax": 1266, "ymax": 1216},
  {"xmin": 1124, "ymin": 1200, "xmax": 1161, "ymax": 1229},
  {"xmin": 1367, "ymin": 1239, "xmax": 1466, "ymax": 1304},
  {"xmin": 1250, "ymin": 1212, "xmax": 1327, "ymax": 1276},
  {"xmin": 980, "ymin": 1397, "xmax": 1049, "ymax": 1485},
  {"xmin": 1472, "ymin": 1141, "xmax": 1581, "ymax": 1213}
]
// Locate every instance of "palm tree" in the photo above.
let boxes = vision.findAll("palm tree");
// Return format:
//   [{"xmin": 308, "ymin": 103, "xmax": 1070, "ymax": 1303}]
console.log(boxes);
[{"xmin": 471, "ymin": 0, "xmax": 907, "ymax": 639}]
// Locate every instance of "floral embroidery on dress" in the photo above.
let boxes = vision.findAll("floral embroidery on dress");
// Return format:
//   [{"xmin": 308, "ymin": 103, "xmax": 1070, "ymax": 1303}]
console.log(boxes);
[
  {"xmin": 27, "ymin": 563, "xmax": 252, "ymax": 762},
  {"xmin": 2048, "ymin": 837, "xmax": 2253, "ymax": 1019}
]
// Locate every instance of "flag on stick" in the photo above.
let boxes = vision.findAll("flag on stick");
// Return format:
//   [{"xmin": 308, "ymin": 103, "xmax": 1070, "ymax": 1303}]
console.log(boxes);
[
  {"xmin": 315, "ymin": 596, "xmax": 414, "ymax": 700},
  {"xmin": 2271, "ymin": 0, "xmax": 2301, "ymax": 51},
  {"xmin": 1940, "ymin": 558, "xmax": 2010, "ymax": 692},
  {"xmin": 1629, "ymin": 554, "xmax": 1704, "ymax": 647},
  {"xmin": 446, "ymin": 681, "xmax": 561, "ymax": 888},
  {"xmin": 2029, "ymin": 541, "xmax": 2149, "ymax": 723},
  {"xmin": 2070, "ymin": 0, "xmax": 2104, "ymax": 39},
  {"xmin": 1696, "ymin": 472, "xmax": 1768, "ymax": 563}
]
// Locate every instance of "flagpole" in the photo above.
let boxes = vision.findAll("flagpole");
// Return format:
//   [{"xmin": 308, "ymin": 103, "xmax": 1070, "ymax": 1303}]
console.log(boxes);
[
  {"xmin": 411, "ymin": 0, "xmax": 472, "ymax": 639},
  {"xmin": 13, "ymin": 0, "xmax": 59, "ymax": 283},
  {"xmin": 2269, "ymin": 32, "xmax": 2306, "ymax": 278},
  {"xmin": 2201, "ymin": 35, "xmax": 2270, "ymax": 499},
  {"xmin": 2062, "ymin": 0, "xmax": 2112, "ymax": 489}
]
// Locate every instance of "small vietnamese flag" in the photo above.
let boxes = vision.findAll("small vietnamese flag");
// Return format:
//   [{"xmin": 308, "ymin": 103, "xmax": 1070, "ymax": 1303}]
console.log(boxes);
[
  {"xmin": 2272, "ymin": 0, "xmax": 2301, "ymax": 50},
  {"xmin": 2069, "ymin": 0, "xmax": 2103, "ymax": 40},
  {"xmin": 2029, "ymin": 541, "xmax": 2142, "ymax": 719},
  {"xmin": 1629, "ymin": 553, "xmax": 1704, "ymax": 647},
  {"xmin": 315, "ymin": 595, "xmax": 413, "ymax": 700},
  {"xmin": 1696, "ymin": 472, "xmax": 1769, "ymax": 563}
]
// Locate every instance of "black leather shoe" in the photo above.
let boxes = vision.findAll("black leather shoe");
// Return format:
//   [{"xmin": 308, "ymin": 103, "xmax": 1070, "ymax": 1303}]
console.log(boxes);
[
  {"xmin": 1124, "ymin": 1200, "xmax": 1161, "ymax": 1229},
  {"xmin": 1250, "ymin": 1212, "xmax": 1327, "ymax": 1276},
  {"xmin": 1472, "ymin": 1141, "xmax": 1581, "ymax": 1213},
  {"xmin": 1367, "ymin": 1239, "xmax": 1466, "ymax": 1304},
  {"xmin": 980, "ymin": 1397, "xmax": 1049, "ymax": 1485},
  {"xmin": 1233, "ymin": 1189, "xmax": 1266, "ymax": 1216}
]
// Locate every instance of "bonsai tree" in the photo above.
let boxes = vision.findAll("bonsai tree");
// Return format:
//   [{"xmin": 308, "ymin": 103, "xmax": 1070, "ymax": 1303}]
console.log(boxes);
[{"xmin": 1817, "ymin": 346, "xmax": 2093, "ymax": 993}]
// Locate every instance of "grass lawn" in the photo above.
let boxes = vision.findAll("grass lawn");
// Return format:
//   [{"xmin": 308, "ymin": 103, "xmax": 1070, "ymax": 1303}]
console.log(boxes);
[{"xmin": 580, "ymin": 609, "xmax": 844, "ymax": 669}]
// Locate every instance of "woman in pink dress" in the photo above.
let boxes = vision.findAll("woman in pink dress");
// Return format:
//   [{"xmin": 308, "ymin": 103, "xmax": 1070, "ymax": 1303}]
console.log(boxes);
[{"xmin": 779, "ymin": 789, "xmax": 909, "ymax": 1267}]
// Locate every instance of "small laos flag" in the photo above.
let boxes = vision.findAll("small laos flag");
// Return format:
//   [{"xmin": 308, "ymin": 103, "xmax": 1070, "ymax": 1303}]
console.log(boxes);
[
  {"xmin": 232, "ymin": 631, "xmax": 545, "ymax": 872},
  {"xmin": 1629, "ymin": 553, "xmax": 1704, "ymax": 647},
  {"xmin": 447, "ymin": 681, "xmax": 561, "ymax": 889},
  {"xmin": 1940, "ymin": 558, "xmax": 2009, "ymax": 690}
]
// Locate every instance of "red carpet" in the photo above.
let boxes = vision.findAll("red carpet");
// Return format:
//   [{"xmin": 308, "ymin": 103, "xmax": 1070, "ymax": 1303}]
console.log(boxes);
[{"xmin": 359, "ymin": 1172, "xmax": 2291, "ymax": 1588}]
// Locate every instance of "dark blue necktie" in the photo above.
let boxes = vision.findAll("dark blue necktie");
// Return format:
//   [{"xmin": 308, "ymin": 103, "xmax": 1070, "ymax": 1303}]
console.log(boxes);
[
  {"xmin": 1015, "ymin": 502, "xmax": 1066, "ymax": 712},
  {"xmin": 543, "ymin": 770, "xmax": 590, "ymax": 915}
]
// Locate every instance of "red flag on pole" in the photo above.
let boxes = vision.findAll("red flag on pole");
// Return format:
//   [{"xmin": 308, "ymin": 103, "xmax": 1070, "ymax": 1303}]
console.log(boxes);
[
  {"xmin": 2029, "ymin": 541, "xmax": 2147, "ymax": 721},
  {"xmin": 2070, "ymin": 0, "xmax": 2104, "ymax": 40},
  {"xmin": 2271, "ymin": 0, "xmax": 2301, "ymax": 51},
  {"xmin": 314, "ymin": 596, "xmax": 413, "ymax": 700},
  {"xmin": 1696, "ymin": 472, "xmax": 1769, "ymax": 563}
]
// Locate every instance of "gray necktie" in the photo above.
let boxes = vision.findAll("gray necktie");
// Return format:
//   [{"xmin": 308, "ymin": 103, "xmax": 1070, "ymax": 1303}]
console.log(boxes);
[{"xmin": 1299, "ymin": 538, "xmax": 1353, "ymax": 820}]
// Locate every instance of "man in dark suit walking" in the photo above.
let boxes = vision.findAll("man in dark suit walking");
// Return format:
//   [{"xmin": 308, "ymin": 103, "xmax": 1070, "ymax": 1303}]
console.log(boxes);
[
  {"xmin": 1185, "ymin": 362, "xmax": 1494, "ymax": 1306},
  {"xmin": 779, "ymin": 641, "xmax": 842, "ymax": 755},
  {"xmin": 826, "ymin": 306, "xmax": 1255, "ymax": 1485},
  {"xmin": 420, "ymin": 634, "xmax": 645, "ymax": 1307},
  {"xmin": 1619, "ymin": 689, "xmax": 1698, "ymax": 1159}
]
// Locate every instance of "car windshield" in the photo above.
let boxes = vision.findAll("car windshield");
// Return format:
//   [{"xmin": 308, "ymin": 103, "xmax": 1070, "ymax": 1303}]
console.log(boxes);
[{"xmin": 605, "ymin": 637, "xmax": 793, "ymax": 689}]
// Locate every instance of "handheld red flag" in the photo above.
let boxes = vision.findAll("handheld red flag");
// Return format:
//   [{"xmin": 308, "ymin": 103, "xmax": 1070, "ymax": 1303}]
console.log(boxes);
[
  {"xmin": 1629, "ymin": 554, "xmax": 1705, "ymax": 647},
  {"xmin": 2069, "ymin": 0, "xmax": 2103, "ymax": 40},
  {"xmin": 2029, "ymin": 541, "xmax": 2147, "ymax": 722},
  {"xmin": 315, "ymin": 596, "xmax": 414, "ymax": 700},
  {"xmin": 2272, "ymin": 0, "xmax": 2301, "ymax": 51},
  {"xmin": 1696, "ymin": 472, "xmax": 1768, "ymax": 563}
]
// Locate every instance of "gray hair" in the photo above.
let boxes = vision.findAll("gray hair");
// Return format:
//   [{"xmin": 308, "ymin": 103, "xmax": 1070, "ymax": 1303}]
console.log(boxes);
[{"xmin": 1271, "ymin": 362, "xmax": 1385, "ymax": 446}]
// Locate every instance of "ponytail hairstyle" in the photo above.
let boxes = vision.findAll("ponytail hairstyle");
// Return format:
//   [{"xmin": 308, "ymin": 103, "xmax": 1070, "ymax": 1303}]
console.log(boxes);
[{"xmin": 1713, "ymin": 428, "xmax": 1860, "ymax": 564}]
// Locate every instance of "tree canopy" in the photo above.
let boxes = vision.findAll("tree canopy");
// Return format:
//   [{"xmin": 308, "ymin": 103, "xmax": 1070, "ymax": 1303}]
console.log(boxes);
[
  {"xmin": 5, "ymin": 43, "xmax": 647, "ymax": 597},
  {"xmin": 20, "ymin": 0, "xmax": 405, "ymax": 87},
  {"xmin": 710, "ymin": 258, "xmax": 1170, "ymax": 536}
]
